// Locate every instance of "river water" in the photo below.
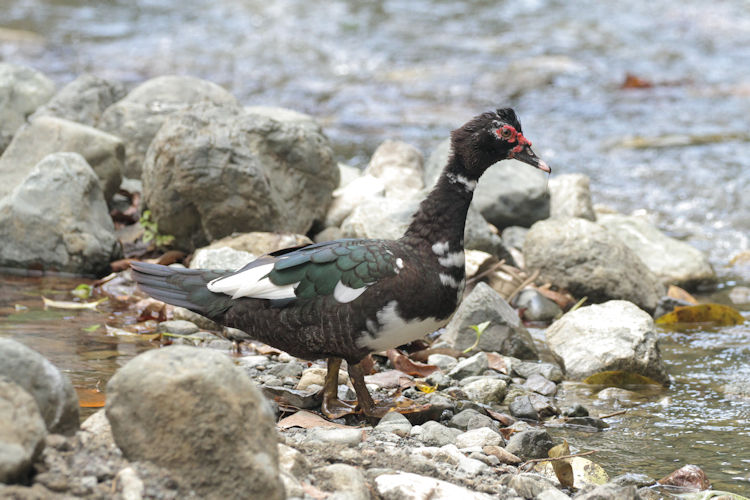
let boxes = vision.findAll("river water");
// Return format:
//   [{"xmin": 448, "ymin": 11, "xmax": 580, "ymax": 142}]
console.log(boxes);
[{"xmin": 2, "ymin": 0, "xmax": 750, "ymax": 493}]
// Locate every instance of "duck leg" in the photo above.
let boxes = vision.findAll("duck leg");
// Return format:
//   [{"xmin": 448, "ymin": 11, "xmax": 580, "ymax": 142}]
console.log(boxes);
[
  {"xmin": 348, "ymin": 360, "xmax": 433, "ymax": 419},
  {"xmin": 320, "ymin": 357, "xmax": 357, "ymax": 419}
]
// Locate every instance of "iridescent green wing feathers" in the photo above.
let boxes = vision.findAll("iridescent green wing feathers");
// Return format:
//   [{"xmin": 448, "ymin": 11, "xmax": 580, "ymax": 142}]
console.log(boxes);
[{"xmin": 268, "ymin": 240, "xmax": 399, "ymax": 301}]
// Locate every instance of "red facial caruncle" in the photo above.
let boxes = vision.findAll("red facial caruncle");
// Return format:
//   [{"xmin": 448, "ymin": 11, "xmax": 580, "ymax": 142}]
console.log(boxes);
[{"xmin": 495, "ymin": 125, "xmax": 531, "ymax": 158}]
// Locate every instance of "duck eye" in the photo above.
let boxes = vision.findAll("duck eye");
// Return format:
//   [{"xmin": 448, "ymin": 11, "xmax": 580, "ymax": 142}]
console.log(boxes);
[{"xmin": 499, "ymin": 127, "xmax": 513, "ymax": 139}]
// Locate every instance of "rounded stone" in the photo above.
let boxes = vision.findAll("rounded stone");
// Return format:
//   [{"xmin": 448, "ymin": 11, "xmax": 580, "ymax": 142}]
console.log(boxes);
[
  {"xmin": 105, "ymin": 345, "xmax": 284, "ymax": 499},
  {"xmin": 0, "ymin": 338, "xmax": 79, "ymax": 435}
]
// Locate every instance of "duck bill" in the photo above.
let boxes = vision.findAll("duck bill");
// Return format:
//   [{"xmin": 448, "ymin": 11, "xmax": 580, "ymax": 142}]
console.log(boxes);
[{"xmin": 513, "ymin": 146, "xmax": 551, "ymax": 173}]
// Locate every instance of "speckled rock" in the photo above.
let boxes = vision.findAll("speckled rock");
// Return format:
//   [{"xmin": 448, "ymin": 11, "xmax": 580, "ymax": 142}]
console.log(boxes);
[
  {"xmin": 0, "ymin": 63, "xmax": 55, "ymax": 153},
  {"xmin": 443, "ymin": 282, "xmax": 538, "ymax": 359},
  {"xmin": 545, "ymin": 300, "xmax": 670, "ymax": 385},
  {"xmin": 0, "ymin": 339, "xmax": 79, "ymax": 435},
  {"xmin": 549, "ymin": 173, "xmax": 595, "ymax": 221},
  {"xmin": 505, "ymin": 429, "xmax": 554, "ymax": 459},
  {"xmin": 105, "ymin": 346, "xmax": 284, "ymax": 500},
  {"xmin": 0, "ymin": 379, "xmax": 47, "ymax": 484},
  {"xmin": 143, "ymin": 103, "xmax": 338, "ymax": 251},
  {"xmin": 30, "ymin": 74, "xmax": 125, "ymax": 128},
  {"xmin": 100, "ymin": 75, "xmax": 238, "ymax": 178},
  {"xmin": 0, "ymin": 152, "xmax": 120, "ymax": 275},
  {"xmin": 523, "ymin": 217, "xmax": 664, "ymax": 312},
  {"xmin": 0, "ymin": 115, "xmax": 123, "ymax": 203}
]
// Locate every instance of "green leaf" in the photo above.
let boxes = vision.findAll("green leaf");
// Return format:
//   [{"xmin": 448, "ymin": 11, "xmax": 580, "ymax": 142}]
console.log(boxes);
[
  {"xmin": 82, "ymin": 324, "xmax": 101, "ymax": 332},
  {"xmin": 72, "ymin": 283, "xmax": 93, "ymax": 299},
  {"xmin": 463, "ymin": 321, "xmax": 490, "ymax": 353}
]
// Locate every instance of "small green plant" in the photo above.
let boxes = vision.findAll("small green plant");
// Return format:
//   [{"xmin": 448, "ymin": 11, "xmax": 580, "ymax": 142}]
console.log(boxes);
[
  {"xmin": 463, "ymin": 320, "xmax": 490, "ymax": 354},
  {"xmin": 139, "ymin": 210, "xmax": 175, "ymax": 249}
]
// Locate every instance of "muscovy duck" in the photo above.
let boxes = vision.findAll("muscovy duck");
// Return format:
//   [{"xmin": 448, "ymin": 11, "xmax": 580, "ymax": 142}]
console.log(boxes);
[{"xmin": 131, "ymin": 108, "xmax": 550, "ymax": 418}]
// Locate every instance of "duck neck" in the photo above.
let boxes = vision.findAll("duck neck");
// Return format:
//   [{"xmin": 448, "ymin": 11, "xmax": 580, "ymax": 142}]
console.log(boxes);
[{"xmin": 402, "ymin": 155, "xmax": 477, "ymax": 253}]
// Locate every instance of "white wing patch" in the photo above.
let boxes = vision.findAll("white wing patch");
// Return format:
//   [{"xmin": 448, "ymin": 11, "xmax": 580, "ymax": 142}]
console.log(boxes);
[
  {"xmin": 438, "ymin": 250, "xmax": 464, "ymax": 268},
  {"xmin": 333, "ymin": 281, "xmax": 367, "ymax": 303},
  {"xmin": 357, "ymin": 300, "xmax": 447, "ymax": 351},
  {"xmin": 207, "ymin": 262, "xmax": 297, "ymax": 300},
  {"xmin": 432, "ymin": 241, "xmax": 449, "ymax": 256},
  {"xmin": 439, "ymin": 273, "xmax": 461, "ymax": 288}
]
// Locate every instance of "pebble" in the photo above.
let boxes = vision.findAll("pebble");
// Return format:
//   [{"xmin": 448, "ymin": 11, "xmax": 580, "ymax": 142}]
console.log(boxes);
[
  {"xmin": 427, "ymin": 353, "xmax": 458, "ymax": 370},
  {"xmin": 414, "ymin": 421, "xmax": 460, "ymax": 446},
  {"xmin": 461, "ymin": 377, "xmax": 508, "ymax": 404},
  {"xmin": 316, "ymin": 463, "xmax": 370, "ymax": 500},
  {"xmin": 523, "ymin": 373, "xmax": 557, "ymax": 396},
  {"xmin": 155, "ymin": 320, "xmax": 199, "ymax": 335},
  {"xmin": 375, "ymin": 472, "xmax": 494, "ymax": 500},
  {"xmin": 482, "ymin": 445, "xmax": 522, "ymax": 465},
  {"xmin": 563, "ymin": 403, "xmax": 589, "ymax": 417},
  {"xmin": 418, "ymin": 445, "xmax": 489, "ymax": 476},
  {"xmin": 512, "ymin": 360, "xmax": 564, "ymax": 383},
  {"xmin": 509, "ymin": 395, "xmax": 539, "ymax": 421},
  {"xmin": 375, "ymin": 412, "xmax": 413, "ymax": 437},
  {"xmin": 504, "ymin": 429, "xmax": 554, "ymax": 460},
  {"xmin": 503, "ymin": 473, "xmax": 559, "ymax": 499},
  {"xmin": 305, "ymin": 427, "xmax": 366, "ymax": 447},
  {"xmin": 447, "ymin": 352, "xmax": 488, "ymax": 379},
  {"xmin": 455, "ymin": 427, "xmax": 503, "ymax": 449}
]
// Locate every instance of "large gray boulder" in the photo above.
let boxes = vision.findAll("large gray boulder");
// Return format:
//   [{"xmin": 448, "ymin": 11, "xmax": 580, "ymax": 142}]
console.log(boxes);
[
  {"xmin": 549, "ymin": 173, "xmax": 595, "ymax": 221},
  {"xmin": 442, "ymin": 282, "xmax": 538, "ymax": 359},
  {"xmin": 545, "ymin": 300, "xmax": 670, "ymax": 385},
  {"xmin": 0, "ymin": 379, "xmax": 47, "ymax": 484},
  {"xmin": 0, "ymin": 115, "xmax": 124, "ymax": 202},
  {"xmin": 523, "ymin": 217, "xmax": 664, "ymax": 313},
  {"xmin": 0, "ymin": 63, "xmax": 55, "ymax": 153},
  {"xmin": 425, "ymin": 138, "xmax": 550, "ymax": 229},
  {"xmin": 597, "ymin": 213, "xmax": 716, "ymax": 289},
  {"xmin": 30, "ymin": 74, "xmax": 126, "ymax": 127},
  {"xmin": 0, "ymin": 153, "xmax": 121, "ymax": 275},
  {"xmin": 100, "ymin": 75, "xmax": 239, "ymax": 178},
  {"xmin": 0, "ymin": 338, "xmax": 79, "ymax": 436},
  {"xmin": 106, "ymin": 346, "xmax": 284, "ymax": 500},
  {"xmin": 143, "ymin": 104, "xmax": 339, "ymax": 251}
]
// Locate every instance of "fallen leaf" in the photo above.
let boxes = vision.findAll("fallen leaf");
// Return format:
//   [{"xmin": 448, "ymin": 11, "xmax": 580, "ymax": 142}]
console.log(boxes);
[
  {"xmin": 486, "ymin": 409, "xmax": 515, "ymax": 426},
  {"xmin": 156, "ymin": 250, "xmax": 187, "ymax": 266},
  {"xmin": 583, "ymin": 370, "xmax": 662, "ymax": 387},
  {"xmin": 82, "ymin": 324, "xmax": 101, "ymax": 333},
  {"xmin": 276, "ymin": 410, "xmax": 351, "ymax": 429},
  {"xmin": 667, "ymin": 285, "xmax": 698, "ymax": 304},
  {"xmin": 536, "ymin": 284, "xmax": 576, "ymax": 309},
  {"xmin": 387, "ymin": 349, "xmax": 439, "ymax": 377},
  {"xmin": 486, "ymin": 352, "xmax": 509, "ymax": 374},
  {"xmin": 621, "ymin": 73, "xmax": 653, "ymax": 89},
  {"xmin": 77, "ymin": 388, "xmax": 106, "ymax": 408},
  {"xmin": 548, "ymin": 440, "xmax": 575, "ymax": 488},
  {"xmin": 414, "ymin": 381, "xmax": 437, "ymax": 393},
  {"xmin": 730, "ymin": 250, "xmax": 750, "ymax": 266},
  {"xmin": 42, "ymin": 296, "xmax": 107, "ymax": 310},
  {"xmin": 655, "ymin": 303, "xmax": 745, "ymax": 326}
]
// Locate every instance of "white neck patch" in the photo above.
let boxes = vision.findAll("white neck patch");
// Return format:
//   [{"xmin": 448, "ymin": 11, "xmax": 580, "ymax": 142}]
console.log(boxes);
[{"xmin": 446, "ymin": 172, "xmax": 477, "ymax": 192}]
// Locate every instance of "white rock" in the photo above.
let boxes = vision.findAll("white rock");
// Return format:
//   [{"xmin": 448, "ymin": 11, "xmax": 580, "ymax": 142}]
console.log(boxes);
[
  {"xmin": 549, "ymin": 173, "xmax": 595, "ymax": 221},
  {"xmin": 189, "ymin": 246, "xmax": 255, "ymax": 271},
  {"xmin": 375, "ymin": 472, "xmax": 494, "ymax": 500},
  {"xmin": 461, "ymin": 377, "xmax": 508, "ymax": 404},
  {"xmin": 455, "ymin": 427, "xmax": 504, "ymax": 449},
  {"xmin": 545, "ymin": 300, "xmax": 669, "ymax": 385}
]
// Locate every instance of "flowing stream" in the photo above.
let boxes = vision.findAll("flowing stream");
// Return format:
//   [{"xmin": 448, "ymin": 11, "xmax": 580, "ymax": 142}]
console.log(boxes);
[{"xmin": 2, "ymin": 0, "xmax": 750, "ymax": 493}]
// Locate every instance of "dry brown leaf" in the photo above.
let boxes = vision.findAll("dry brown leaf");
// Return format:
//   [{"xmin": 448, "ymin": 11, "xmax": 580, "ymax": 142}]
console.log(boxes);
[
  {"xmin": 536, "ymin": 284, "xmax": 576, "ymax": 309},
  {"xmin": 548, "ymin": 440, "xmax": 575, "ymax": 488},
  {"xmin": 387, "ymin": 349, "xmax": 439, "ymax": 377},
  {"xmin": 276, "ymin": 410, "xmax": 351, "ymax": 430},
  {"xmin": 622, "ymin": 73, "xmax": 653, "ymax": 89},
  {"xmin": 667, "ymin": 285, "xmax": 698, "ymax": 304},
  {"xmin": 486, "ymin": 352, "xmax": 509, "ymax": 374},
  {"xmin": 486, "ymin": 409, "xmax": 515, "ymax": 426}
]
